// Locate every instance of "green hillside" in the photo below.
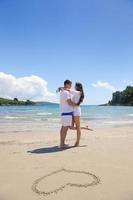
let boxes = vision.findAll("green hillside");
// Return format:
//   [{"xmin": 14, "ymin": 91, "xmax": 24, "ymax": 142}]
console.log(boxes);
[
  {"xmin": 108, "ymin": 86, "xmax": 133, "ymax": 106},
  {"xmin": 0, "ymin": 98, "xmax": 35, "ymax": 106}
]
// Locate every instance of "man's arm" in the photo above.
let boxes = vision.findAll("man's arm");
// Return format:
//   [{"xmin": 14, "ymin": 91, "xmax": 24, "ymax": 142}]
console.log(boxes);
[
  {"xmin": 67, "ymin": 99, "xmax": 77, "ymax": 106},
  {"xmin": 56, "ymin": 87, "xmax": 64, "ymax": 93}
]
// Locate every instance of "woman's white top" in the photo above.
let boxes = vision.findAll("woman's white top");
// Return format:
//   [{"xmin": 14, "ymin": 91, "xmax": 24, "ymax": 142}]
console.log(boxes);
[{"xmin": 70, "ymin": 90, "xmax": 81, "ymax": 116}]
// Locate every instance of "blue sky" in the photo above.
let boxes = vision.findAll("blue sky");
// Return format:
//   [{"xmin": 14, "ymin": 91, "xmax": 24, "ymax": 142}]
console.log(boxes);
[{"xmin": 0, "ymin": 0, "xmax": 133, "ymax": 104}]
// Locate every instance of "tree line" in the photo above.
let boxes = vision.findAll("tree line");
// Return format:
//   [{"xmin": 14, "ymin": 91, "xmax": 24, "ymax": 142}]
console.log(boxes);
[
  {"xmin": 108, "ymin": 86, "xmax": 133, "ymax": 106},
  {"xmin": 0, "ymin": 98, "xmax": 35, "ymax": 106}
]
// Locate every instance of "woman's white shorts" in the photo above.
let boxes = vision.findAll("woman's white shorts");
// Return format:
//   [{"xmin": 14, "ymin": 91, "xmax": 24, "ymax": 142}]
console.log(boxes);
[{"xmin": 73, "ymin": 106, "xmax": 81, "ymax": 116}]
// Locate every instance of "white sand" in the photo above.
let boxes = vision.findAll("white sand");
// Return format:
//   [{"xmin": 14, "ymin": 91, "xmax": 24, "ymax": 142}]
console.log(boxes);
[{"xmin": 0, "ymin": 126, "xmax": 133, "ymax": 200}]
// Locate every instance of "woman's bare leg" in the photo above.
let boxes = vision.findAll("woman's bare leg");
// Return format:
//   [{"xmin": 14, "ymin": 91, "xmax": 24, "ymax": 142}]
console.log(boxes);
[
  {"xmin": 70, "ymin": 125, "xmax": 93, "ymax": 131},
  {"xmin": 69, "ymin": 116, "xmax": 93, "ymax": 131},
  {"xmin": 81, "ymin": 126, "xmax": 93, "ymax": 131},
  {"xmin": 73, "ymin": 116, "xmax": 81, "ymax": 147}
]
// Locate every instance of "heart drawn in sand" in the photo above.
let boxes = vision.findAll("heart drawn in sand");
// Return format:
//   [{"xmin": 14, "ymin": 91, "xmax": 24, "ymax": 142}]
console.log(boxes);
[{"xmin": 32, "ymin": 168, "xmax": 100, "ymax": 196}]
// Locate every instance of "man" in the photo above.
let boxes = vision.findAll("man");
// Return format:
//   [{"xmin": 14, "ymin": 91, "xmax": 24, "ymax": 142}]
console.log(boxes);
[{"xmin": 60, "ymin": 80, "xmax": 76, "ymax": 148}]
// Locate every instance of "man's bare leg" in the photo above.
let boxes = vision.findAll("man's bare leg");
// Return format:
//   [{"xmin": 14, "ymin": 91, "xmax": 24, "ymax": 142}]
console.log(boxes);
[{"xmin": 60, "ymin": 126, "xmax": 68, "ymax": 147}]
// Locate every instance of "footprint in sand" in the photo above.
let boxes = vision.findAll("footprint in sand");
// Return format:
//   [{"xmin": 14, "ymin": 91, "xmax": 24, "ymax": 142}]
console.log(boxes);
[{"xmin": 32, "ymin": 168, "xmax": 101, "ymax": 196}]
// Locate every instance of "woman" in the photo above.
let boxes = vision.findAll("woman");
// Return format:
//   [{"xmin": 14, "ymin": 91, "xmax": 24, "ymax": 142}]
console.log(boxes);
[
  {"xmin": 57, "ymin": 82, "xmax": 93, "ymax": 147},
  {"xmin": 70, "ymin": 83, "xmax": 92, "ymax": 146},
  {"xmin": 71, "ymin": 82, "xmax": 84, "ymax": 146}
]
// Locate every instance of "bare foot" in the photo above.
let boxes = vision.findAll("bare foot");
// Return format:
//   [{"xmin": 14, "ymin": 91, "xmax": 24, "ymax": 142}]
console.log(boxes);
[
  {"xmin": 74, "ymin": 142, "xmax": 79, "ymax": 147},
  {"xmin": 86, "ymin": 126, "xmax": 93, "ymax": 131},
  {"xmin": 60, "ymin": 144, "xmax": 69, "ymax": 149}
]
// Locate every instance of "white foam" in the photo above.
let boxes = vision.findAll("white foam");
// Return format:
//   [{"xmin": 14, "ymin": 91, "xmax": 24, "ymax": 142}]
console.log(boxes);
[
  {"xmin": 37, "ymin": 112, "xmax": 52, "ymax": 116},
  {"xmin": 104, "ymin": 120, "xmax": 133, "ymax": 125},
  {"xmin": 34, "ymin": 118, "xmax": 41, "ymax": 121},
  {"xmin": 5, "ymin": 116, "xmax": 19, "ymax": 119},
  {"xmin": 127, "ymin": 114, "xmax": 133, "ymax": 117}
]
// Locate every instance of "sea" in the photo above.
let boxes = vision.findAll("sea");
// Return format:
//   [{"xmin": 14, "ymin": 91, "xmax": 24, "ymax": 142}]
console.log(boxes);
[{"xmin": 0, "ymin": 104, "xmax": 133, "ymax": 133}]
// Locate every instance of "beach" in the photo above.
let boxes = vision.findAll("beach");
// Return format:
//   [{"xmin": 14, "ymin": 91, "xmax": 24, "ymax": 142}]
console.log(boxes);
[
  {"xmin": 1, "ymin": 0, "xmax": 133, "ymax": 198},
  {"xmin": 0, "ymin": 126, "xmax": 133, "ymax": 200}
]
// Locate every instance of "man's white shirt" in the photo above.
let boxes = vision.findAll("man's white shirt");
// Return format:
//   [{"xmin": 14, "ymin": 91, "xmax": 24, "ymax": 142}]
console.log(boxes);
[{"xmin": 60, "ymin": 90, "xmax": 73, "ymax": 114}]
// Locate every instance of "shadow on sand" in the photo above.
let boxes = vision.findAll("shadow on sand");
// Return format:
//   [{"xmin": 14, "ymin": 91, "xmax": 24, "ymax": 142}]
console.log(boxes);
[{"xmin": 27, "ymin": 145, "xmax": 87, "ymax": 154}]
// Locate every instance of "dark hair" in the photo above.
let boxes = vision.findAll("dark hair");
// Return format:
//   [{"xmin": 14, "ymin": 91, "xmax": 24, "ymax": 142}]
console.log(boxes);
[
  {"xmin": 64, "ymin": 80, "xmax": 72, "ymax": 86},
  {"xmin": 75, "ymin": 82, "xmax": 85, "ymax": 105}
]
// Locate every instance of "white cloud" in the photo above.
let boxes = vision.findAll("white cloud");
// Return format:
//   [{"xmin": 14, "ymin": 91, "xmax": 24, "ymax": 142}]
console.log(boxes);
[
  {"xmin": 91, "ymin": 80, "xmax": 116, "ymax": 91},
  {"xmin": 0, "ymin": 72, "xmax": 58, "ymax": 102}
]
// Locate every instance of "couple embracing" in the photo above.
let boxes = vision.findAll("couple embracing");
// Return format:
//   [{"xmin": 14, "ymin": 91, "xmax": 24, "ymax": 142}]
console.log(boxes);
[{"xmin": 58, "ymin": 80, "xmax": 92, "ymax": 148}]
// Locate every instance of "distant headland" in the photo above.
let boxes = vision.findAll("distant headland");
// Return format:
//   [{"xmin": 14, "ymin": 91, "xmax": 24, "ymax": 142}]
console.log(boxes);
[
  {"xmin": 0, "ymin": 98, "xmax": 59, "ymax": 106},
  {"xmin": 0, "ymin": 98, "xmax": 35, "ymax": 106},
  {"xmin": 101, "ymin": 86, "xmax": 133, "ymax": 106}
]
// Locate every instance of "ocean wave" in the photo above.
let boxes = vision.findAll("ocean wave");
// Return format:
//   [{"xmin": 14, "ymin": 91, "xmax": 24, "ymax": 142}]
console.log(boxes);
[
  {"xmin": 37, "ymin": 112, "xmax": 53, "ymax": 116},
  {"xmin": 104, "ymin": 120, "xmax": 133, "ymax": 125},
  {"xmin": 34, "ymin": 118, "xmax": 49, "ymax": 121},
  {"xmin": 82, "ymin": 116, "xmax": 111, "ymax": 121},
  {"xmin": 34, "ymin": 118, "xmax": 41, "ymax": 121},
  {"xmin": 4, "ymin": 115, "xmax": 27, "ymax": 120},
  {"xmin": 5, "ymin": 116, "xmax": 20, "ymax": 119},
  {"xmin": 127, "ymin": 114, "xmax": 133, "ymax": 117}
]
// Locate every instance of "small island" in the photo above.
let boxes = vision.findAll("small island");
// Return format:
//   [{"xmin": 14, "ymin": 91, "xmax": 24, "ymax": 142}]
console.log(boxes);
[
  {"xmin": 104, "ymin": 86, "xmax": 133, "ymax": 106},
  {"xmin": 0, "ymin": 97, "xmax": 35, "ymax": 106}
]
